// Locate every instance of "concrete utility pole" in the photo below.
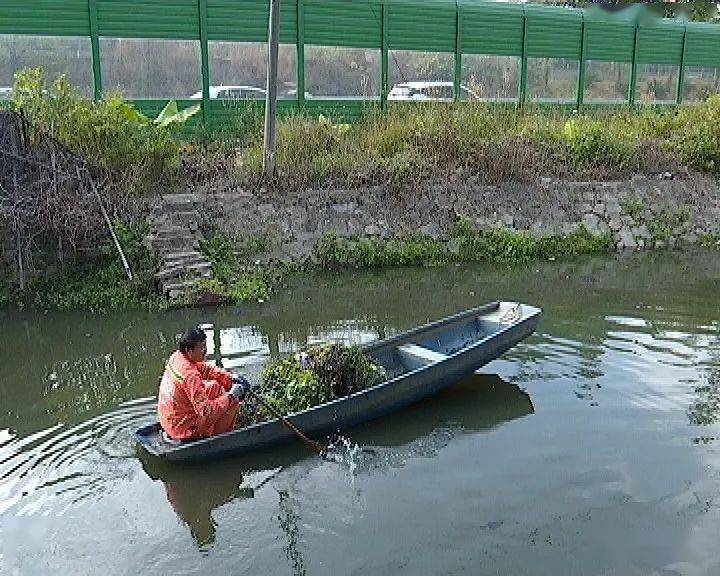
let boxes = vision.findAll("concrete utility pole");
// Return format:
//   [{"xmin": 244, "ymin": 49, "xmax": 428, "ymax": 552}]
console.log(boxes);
[{"xmin": 263, "ymin": 0, "xmax": 280, "ymax": 177}]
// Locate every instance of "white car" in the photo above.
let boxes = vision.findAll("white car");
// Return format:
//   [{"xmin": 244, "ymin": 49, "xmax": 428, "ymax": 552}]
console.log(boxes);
[
  {"xmin": 388, "ymin": 81, "xmax": 479, "ymax": 102},
  {"xmin": 0, "ymin": 87, "xmax": 12, "ymax": 100},
  {"xmin": 190, "ymin": 85, "xmax": 266, "ymax": 100}
]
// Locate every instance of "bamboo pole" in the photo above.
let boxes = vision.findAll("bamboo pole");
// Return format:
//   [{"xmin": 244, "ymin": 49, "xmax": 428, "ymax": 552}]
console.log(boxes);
[{"xmin": 263, "ymin": 0, "xmax": 281, "ymax": 177}]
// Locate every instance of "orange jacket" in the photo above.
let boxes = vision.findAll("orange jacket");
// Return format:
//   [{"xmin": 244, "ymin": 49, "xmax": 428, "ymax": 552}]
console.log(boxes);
[{"xmin": 158, "ymin": 350, "xmax": 237, "ymax": 440}]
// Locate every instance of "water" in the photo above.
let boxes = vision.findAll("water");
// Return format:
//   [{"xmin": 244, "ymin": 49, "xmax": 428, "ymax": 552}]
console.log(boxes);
[{"xmin": 1, "ymin": 250, "xmax": 719, "ymax": 575}]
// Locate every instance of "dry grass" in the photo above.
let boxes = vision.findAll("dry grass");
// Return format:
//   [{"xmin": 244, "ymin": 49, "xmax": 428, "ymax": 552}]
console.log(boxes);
[{"xmin": 187, "ymin": 97, "xmax": 720, "ymax": 192}]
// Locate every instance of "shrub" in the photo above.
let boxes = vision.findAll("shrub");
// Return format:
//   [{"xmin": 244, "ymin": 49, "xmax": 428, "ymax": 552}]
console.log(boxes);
[
  {"xmin": 670, "ymin": 95, "xmax": 720, "ymax": 174},
  {"xmin": 12, "ymin": 68, "xmax": 179, "ymax": 181}
]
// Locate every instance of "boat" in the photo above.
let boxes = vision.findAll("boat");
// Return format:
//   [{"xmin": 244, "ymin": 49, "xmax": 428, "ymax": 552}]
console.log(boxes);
[{"xmin": 135, "ymin": 301, "xmax": 542, "ymax": 462}]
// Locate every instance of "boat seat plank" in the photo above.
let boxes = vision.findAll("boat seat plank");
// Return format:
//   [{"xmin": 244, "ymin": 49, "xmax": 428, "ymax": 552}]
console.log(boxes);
[{"xmin": 397, "ymin": 343, "xmax": 449, "ymax": 371}]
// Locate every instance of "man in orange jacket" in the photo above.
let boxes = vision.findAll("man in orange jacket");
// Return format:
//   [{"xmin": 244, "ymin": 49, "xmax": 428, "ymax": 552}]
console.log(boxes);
[{"xmin": 158, "ymin": 327, "xmax": 255, "ymax": 440}]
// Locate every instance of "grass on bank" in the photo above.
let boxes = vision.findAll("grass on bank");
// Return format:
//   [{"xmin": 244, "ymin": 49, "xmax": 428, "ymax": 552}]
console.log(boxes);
[
  {"xmin": 5, "ymin": 68, "xmax": 720, "ymax": 311},
  {"xmin": 313, "ymin": 221, "xmax": 613, "ymax": 270},
  {"xmin": 217, "ymin": 96, "xmax": 720, "ymax": 189},
  {"xmin": 2, "ymin": 224, "xmax": 165, "ymax": 312},
  {"xmin": 190, "ymin": 222, "xmax": 612, "ymax": 307}
]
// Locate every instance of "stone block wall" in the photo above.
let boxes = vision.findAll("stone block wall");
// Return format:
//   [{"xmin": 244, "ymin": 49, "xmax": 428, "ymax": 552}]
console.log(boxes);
[{"xmin": 205, "ymin": 174, "xmax": 720, "ymax": 262}]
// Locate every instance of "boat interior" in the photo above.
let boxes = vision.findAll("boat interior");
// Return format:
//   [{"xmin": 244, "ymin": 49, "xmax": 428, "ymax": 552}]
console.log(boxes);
[{"xmin": 367, "ymin": 303, "xmax": 516, "ymax": 379}]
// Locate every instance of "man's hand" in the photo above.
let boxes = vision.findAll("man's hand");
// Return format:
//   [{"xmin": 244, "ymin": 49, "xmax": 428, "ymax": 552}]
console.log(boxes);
[{"xmin": 228, "ymin": 374, "xmax": 257, "ymax": 400}]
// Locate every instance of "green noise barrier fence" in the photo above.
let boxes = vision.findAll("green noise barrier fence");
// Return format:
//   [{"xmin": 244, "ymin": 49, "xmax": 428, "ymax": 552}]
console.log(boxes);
[{"xmin": 2, "ymin": 0, "xmax": 720, "ymax": 124}]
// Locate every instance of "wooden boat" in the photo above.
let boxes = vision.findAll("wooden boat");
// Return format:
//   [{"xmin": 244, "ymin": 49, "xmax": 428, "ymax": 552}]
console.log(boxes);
[{"xmin": 135, "ymin": 301, "xmax": 541, "ymax": 462}]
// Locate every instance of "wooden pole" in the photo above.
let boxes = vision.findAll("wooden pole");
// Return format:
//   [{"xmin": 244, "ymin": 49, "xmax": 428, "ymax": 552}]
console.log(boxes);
[
  {"xmin": 10, "ymin": 120, "xmax": 25, "ymax": 291},
  {"xmin": 263, "ymin": 0, "xmax": 280, "ymax": 177}
]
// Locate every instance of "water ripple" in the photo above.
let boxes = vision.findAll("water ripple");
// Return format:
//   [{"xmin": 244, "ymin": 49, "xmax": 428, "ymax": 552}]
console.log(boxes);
[{"xmin": 0, "ymin": 397, "xmax": 156, "ymax": 516}]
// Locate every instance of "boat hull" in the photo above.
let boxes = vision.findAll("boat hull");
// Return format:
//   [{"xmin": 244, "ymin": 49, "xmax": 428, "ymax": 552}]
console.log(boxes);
[{"xmin": 135, "ymin": 301, "xmax": 541, "ymax": 462}]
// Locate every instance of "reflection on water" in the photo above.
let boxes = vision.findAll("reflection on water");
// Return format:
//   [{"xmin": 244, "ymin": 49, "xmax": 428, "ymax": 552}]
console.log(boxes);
[
  {"xmin": 278, "ymin": 489, "xmax": 307, "ymax": 576},
  {"xmin": 1, "ymin": 250, "xmax": 720, "ymax": 575},
  {"xmin": 689, "ymin": 365, "xmax": 720, "ymax": 443},
  {"xmin": 140, "ymin": 374, "xmax": 531, "ymax": 548}
]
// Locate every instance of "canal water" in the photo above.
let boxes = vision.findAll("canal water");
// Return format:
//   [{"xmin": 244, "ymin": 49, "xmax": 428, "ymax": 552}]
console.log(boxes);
[{"xmin": 1, "ymin": 250, "xmax": 719, "ymax": 575}]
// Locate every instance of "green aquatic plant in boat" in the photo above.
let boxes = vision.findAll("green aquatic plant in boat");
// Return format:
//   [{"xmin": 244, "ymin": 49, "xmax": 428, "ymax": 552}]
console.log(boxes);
[{"xmin": 259, "ymin": 344, "xmax": 387, "ymax": 417}]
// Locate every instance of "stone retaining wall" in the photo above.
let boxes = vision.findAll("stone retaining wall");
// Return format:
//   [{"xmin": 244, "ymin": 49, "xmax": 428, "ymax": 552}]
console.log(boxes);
[{"xmin": 206, "ymin": 174, "xmax": 720, "ymax": 262}]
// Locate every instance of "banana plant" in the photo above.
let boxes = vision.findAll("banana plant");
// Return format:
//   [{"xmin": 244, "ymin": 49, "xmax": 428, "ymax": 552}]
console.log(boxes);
[
  {"xmin": 109, "ymin": 97, "xmax": 200, "ymax": 128},
  {"xmin": 153, "ymin": 100, "xmax": 201, "ymax": 128}
]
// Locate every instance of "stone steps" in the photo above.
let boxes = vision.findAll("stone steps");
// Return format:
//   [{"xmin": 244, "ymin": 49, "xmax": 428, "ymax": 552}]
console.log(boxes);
[
  {"xmin": 152, "ymin": 226, "xmax": 194, "ymax": 238},
  {"xmin": 150, "ymin": 210, "xmax": 201, "ymax": 224},
  {"xmin": 155, "ymin": 262, "xmax": 213, "ymax": 282},
  {"xmin": 145, "ymin": 193, "xmax": 214, "ymax": 301},
  {"xmin": 164, "ymin": 250, "xmax": 207, "ymax": 267},
  {"xmin": 147, "ymin": 236, "xmax": 201, "ymax": 254},
  {"xmin": 162, "ymin": 278, "xmax": 203, "ymax": 300}
]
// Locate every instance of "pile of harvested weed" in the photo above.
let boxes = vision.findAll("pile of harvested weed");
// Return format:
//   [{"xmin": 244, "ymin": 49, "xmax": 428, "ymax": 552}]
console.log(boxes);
[{"xmin": 257, "ymin": 344, "xmax": 386, "ymax": 418}]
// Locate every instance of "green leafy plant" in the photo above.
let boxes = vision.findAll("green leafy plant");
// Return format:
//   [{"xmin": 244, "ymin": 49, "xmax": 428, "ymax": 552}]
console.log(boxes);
[
  {"xmin": 313, "ymin": 233, "xmax": 448, "ymax": 269},
  {"xmin": 0, "ymin": 278, "xmax": 14, "ymax": 309},
  {"xmin": 314, "ymin": 222, "xmax": 611, "ymax": 270},
  {"xmin": 11, "ymin": 68, "xmax": 181, "ymax": 180},
  {"xmin": 620, "ymin": 197, "xmax": 645, "ymax": 220},
  {"xmin": 647, "ymin": 205, "xmax": 692, "ymax": 242},
  {"xmin": 260, "ymin": 344, "xmax": 387, "ymax": 416},
  {"xmin": 153, "ymin": 100, "xmax": 201, "ymax": 128},
  {"xmin": 452, "ymin": 222, "xmax": 612, "ymax": 264},
  {"xmin": 18, "ymin": 222, "xmax": 164, "ymax": 312},
  {"xmin": 699, "ymin": 233, "xmax": 720, "ymax": 249},
  {"xmin": 197, "ymin": 232, "xmax": 290, "ymax": 304}
]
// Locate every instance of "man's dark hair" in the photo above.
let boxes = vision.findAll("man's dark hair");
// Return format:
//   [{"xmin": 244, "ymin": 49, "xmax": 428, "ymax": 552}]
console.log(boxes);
[{"xmin": 178, "ymin": 327, "xmax": 206, "ymax": 353}]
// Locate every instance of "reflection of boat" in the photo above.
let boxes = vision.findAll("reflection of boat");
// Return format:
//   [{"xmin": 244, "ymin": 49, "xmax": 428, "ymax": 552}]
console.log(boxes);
[
  {"xmin": 139, "ymin": 374, "xmax": 532, "ymax": 548},
  {"xmin": 136, "ymin": 301, "xmax": 541, "ymax": 462},
  {"xmin": 347, "ymin": 373, "xmax": 534, "ymax": 448}
]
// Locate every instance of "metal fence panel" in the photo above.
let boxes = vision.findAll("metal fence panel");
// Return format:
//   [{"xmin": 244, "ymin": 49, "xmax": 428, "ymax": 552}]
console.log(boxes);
[
  {"xmin": 460, "ymin": 1, "xmax": 524, "ymax": 57},
  {"xmin": 387, "ymin": 0, "xmax": 456, "ymax": 53},
  {"xmin": 206, "ymin": 0, "xmax": 297, "ymax": 44},
  {"xmin": 304, "ymin": 0, "xmax": 382, "ymax": 48},
  {"xmin": 636, "ymin": 19, "xmax": 685, "ymax": 65},
  {"xmin": 0, "ymin": 0, "xmax": 90, "ymax": 36},
  {"xmin": 684, "ymin": 23, "xmax": 720, "ymax": 69},
  {"xmin": 584, "ymin": 20, "xmax": 635, "ymax": 63},
  {"xmin": 524, "ymin": 5, "xmax": 583, "ymax": 60},
  {"xmin": 96, "ymin": 0, "xmax": 200, "ymax": 39},
  {"xmin": 5, "ymin": 0, "xmax": 720, "ymax": 119}
]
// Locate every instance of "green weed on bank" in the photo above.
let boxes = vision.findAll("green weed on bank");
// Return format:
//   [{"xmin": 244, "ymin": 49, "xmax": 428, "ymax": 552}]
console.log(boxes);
[
  {"xmin": 313, "ymin": 222, "xmax": 613, "ymax": 270},
  {"xmin": 6, "ymin": 224, "xmax": 165, "ymax": 312}
]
